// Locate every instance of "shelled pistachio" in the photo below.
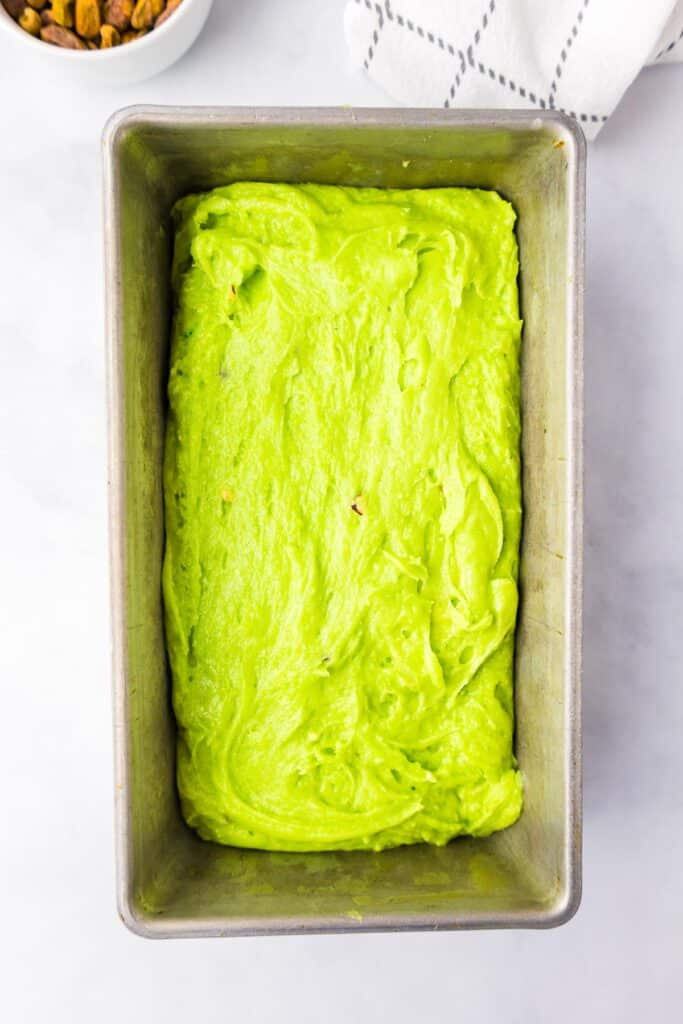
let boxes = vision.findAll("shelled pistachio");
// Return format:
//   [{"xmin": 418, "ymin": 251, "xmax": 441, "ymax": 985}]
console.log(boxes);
[{"xmin": 2, "ymin": 0, "xmax": 184, "ymax": 48}]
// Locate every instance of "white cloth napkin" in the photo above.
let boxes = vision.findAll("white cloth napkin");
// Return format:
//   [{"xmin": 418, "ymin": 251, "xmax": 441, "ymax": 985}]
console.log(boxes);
[{"xmin": 345, "ymin": 0, "xmax": 683, "ymax": 139}]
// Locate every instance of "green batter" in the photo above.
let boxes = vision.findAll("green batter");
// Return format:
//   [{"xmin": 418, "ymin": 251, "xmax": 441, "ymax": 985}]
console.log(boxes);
[{"xmin": 163, "ymin": 182, "xmax": 523, "ymax": 851}]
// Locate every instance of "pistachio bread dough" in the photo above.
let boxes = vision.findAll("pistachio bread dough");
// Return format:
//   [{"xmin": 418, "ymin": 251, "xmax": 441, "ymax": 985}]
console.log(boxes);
[{"xmin": 163, "ymin": 182, "xmax": 523, "ymax": 851}]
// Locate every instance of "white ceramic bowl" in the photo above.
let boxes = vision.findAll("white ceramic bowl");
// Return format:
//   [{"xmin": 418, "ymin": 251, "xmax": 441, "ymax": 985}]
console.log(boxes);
[{"xmin": 0, "ymin": 0, "xmax": 214, "ymax": 85}]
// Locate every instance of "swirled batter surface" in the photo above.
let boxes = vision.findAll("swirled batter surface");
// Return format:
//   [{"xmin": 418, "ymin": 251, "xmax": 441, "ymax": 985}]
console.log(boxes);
[{"xmin": 164, "ymin": 182, "xmax": 523, "ymax": 851}]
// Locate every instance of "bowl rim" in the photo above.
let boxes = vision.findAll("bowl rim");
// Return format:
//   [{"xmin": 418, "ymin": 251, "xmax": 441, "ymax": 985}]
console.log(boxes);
[{"xmin": 0, "ymin": 0, "xmax": 208, "ymax": 60}]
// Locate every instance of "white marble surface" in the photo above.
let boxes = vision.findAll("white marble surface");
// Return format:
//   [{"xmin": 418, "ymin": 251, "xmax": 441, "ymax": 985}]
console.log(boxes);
[{"xmin": 1, "ymin": 1, "xmax": 682, "ymax": 1020}]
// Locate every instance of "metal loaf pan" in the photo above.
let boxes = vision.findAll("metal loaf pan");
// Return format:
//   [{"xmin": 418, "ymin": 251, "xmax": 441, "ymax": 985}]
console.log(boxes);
[{"xmin": 104, "ymin": 106, "xmax": 584, "ymax": 937}]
